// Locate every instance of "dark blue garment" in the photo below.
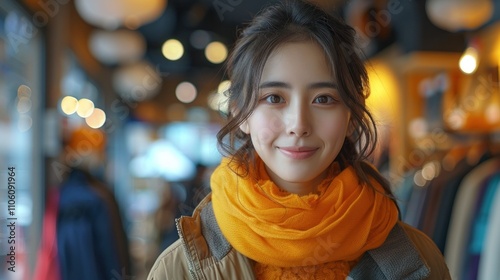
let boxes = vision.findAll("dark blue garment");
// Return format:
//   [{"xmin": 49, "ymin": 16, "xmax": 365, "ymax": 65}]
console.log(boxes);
[
  {"xmin": 57, "ymin": 169, "xmax": 121, "ymax": 280},
  {"xmin": 433, "ymin": 154, "xmax": 491, "ymax": 253}
]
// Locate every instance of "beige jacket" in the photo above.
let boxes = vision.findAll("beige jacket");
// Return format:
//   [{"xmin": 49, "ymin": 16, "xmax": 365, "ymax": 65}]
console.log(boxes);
[{"xmin": 147, "ymin": 194, "xmax": 451, "ymax": 280}]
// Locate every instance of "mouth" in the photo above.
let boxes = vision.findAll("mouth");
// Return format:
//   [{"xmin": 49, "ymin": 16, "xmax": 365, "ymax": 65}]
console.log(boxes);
[{"xmin": 277, "ymin": 146, "xmax": 318, "ymax": 159}]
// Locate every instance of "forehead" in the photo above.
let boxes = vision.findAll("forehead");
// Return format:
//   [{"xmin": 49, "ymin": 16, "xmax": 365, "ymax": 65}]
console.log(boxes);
[{"xmin": 260, "ymin": 40, "xmax": 334, "ymax": 82}]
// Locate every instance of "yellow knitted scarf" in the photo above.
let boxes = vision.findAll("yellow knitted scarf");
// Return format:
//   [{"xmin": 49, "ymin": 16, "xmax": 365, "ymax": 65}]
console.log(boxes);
[{"xmin": 211, "ymin": 157, "xmax": 398, "ymax": 268}]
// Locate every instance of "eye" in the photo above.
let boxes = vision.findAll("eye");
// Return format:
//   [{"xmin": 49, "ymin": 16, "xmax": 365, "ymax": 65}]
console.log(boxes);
[
  {"xmin": 313, "ymin": 95, "xmax": 336, "ymax": 104},
  {"xmin": 264, "ymin": 94, "xmax": 285, "ymax": 104}
]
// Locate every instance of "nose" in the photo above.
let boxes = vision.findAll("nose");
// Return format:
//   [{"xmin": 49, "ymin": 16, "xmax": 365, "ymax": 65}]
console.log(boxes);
[{"xmin": 286, "ymin": 103, "xmax": 311, "ymax": 137}]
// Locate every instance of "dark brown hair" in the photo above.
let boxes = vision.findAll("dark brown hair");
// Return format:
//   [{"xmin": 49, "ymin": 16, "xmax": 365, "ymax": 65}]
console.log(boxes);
[{"xmin": 216, "ymin": 0, "xmax": 397, "ymax": 204}]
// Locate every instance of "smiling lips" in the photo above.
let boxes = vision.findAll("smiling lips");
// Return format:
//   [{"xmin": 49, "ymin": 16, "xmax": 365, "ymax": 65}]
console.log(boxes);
[{"xmin": 278, "ymin": 146, "xmax": 318, "ymax": 159}]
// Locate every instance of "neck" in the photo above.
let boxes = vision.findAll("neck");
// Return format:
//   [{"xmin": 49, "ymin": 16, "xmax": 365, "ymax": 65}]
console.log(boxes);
[{"xmin": 265, "ymin": 165, "xmax": 328, "ymax": 196}]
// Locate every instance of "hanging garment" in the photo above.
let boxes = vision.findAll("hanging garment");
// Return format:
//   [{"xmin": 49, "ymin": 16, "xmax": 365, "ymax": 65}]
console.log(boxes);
[
  {"xmin": 427, "ymin": 154, "xmax": 485, "ymax": 252},
  {"xmin": 431, "ymin": 160, "xmax": 480, "ymax": 253},
  {"xmin": 445, "ymin": 157, "xmax": 500, "ymax": 280},
  {"xmin": 478, "ymin": 175, "xmax": 500, "ymax": 280},
  {"xmin": 394, "ymin": 170, "xmax": 417, "ymax": 219},
  {"xmin": 419, "ymin": 158, "xmax": 471, "ymax": 238},
  {"xmin": 463, "ymin": 173, "xmax": 500, "ymax": 279},
  {"xmin": 403, "ymin": 177, "xmax": 428, "ymax": 228}
]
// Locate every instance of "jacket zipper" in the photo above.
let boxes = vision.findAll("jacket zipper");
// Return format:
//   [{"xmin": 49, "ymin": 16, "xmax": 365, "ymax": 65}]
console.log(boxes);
[{"xmin": 176, "ymin": 217, "xmax": 200, "ymax": 280}]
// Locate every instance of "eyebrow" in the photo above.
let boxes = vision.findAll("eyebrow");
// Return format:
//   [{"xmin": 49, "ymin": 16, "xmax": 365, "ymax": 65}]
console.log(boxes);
[{"xmin": 259, "ymin": 81, "xmax": 338, "ymax": 90}]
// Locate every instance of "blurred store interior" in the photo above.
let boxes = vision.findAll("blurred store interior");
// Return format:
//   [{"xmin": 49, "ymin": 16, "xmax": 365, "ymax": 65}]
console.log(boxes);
[{"xmin": 1, "ymin": 0, "xmax": 500, "ymax": 279}]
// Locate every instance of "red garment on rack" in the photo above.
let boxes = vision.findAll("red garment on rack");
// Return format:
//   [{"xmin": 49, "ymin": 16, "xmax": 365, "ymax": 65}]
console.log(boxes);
[{"xmin": 33, "ymin": 188, "xmax": 61, "ymax": 280}]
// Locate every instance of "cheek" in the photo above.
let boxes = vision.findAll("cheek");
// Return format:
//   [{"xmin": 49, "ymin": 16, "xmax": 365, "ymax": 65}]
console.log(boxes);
[
  {"xmin": 253, "ymin": 127, "xmax": 275, "ymax": 144},
  {"xmin": 317, "ymin": 116, "xmax": 350, "ymax": 141},
  {"xmin": 249, "ymin": 112, "xmax": 284, "ymax": 144}
]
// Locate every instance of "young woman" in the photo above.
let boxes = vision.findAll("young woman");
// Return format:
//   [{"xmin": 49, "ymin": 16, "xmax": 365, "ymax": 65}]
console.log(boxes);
[{"xmin": 147, "ymin": 0, "xmax": 451, "ymax": 279}]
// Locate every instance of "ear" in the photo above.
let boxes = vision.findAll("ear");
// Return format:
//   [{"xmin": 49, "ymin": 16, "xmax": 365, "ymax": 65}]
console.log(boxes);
[{"xmin": 239, "ymin": 120, "xmax": 250, "ymax": 134}]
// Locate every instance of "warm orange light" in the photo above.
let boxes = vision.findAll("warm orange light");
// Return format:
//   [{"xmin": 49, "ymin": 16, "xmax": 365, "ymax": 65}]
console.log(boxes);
[
  {"xmin": 459, "ymin": 47, "xmax": 479, "ymax": 74},
  {"xmin": 205, "ymin": 41, "xmax": 227, "ymax": 64}
]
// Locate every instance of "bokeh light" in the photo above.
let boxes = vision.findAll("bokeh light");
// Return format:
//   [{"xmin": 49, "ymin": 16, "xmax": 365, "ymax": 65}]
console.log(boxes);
[
  {"xmin": 61, "ymin": 96, "xmax": 79, "ymax": 115},
  {"xmin": 175, "ymin": 82, "xmax": 197, "ymax": 103},
  {"xmin": 76, "ymin": 98, "xmax": 95, "ymax": 118},
  {"xmin": 205, "ymin": 41, "xmax": 227, "ymax": 64},
  {"xmin": 85, "ymin": 108, "xmax": 106, "ymax": 128},
  {"xmin": 162, "ymin": 39, "xmax": 184, "ymax": 61}
]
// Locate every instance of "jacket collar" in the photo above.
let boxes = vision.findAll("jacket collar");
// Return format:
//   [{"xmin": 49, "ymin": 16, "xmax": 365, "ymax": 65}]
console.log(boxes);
[{"xmin": 189, "ymin": 195, "xmax": 430, "ymax": 279}]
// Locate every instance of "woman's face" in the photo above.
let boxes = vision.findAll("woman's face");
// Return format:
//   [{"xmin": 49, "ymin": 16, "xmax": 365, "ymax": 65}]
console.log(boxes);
[{"xmin": 240, "ymin": 41, "xmax": 351, "ymax": 195}]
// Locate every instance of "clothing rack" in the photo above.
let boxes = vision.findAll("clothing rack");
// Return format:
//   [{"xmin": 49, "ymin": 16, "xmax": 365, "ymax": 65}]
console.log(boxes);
[{"xmin": 392, "ymin": 131, "xmax": 500, "ymax": 280}]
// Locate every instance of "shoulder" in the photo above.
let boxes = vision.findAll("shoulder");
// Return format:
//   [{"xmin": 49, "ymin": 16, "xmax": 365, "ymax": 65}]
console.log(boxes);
[
  {"xmin": 398, "ymin": 222, "xmax": 451, "ymax": 280},
  {"xmin": 350, "ymin": 222, "xmax": 450, "ymax": 280},
  {"xmin": 146, "ymin": 195, "xmax": 212, "ymax": 280},
  {"xmin": 147, "ymin": 195, "xmax": 256, "ymax": 279},
  {"xmin": 147, "ymin": 239, "xmax": 190, "ymax": 280}
]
